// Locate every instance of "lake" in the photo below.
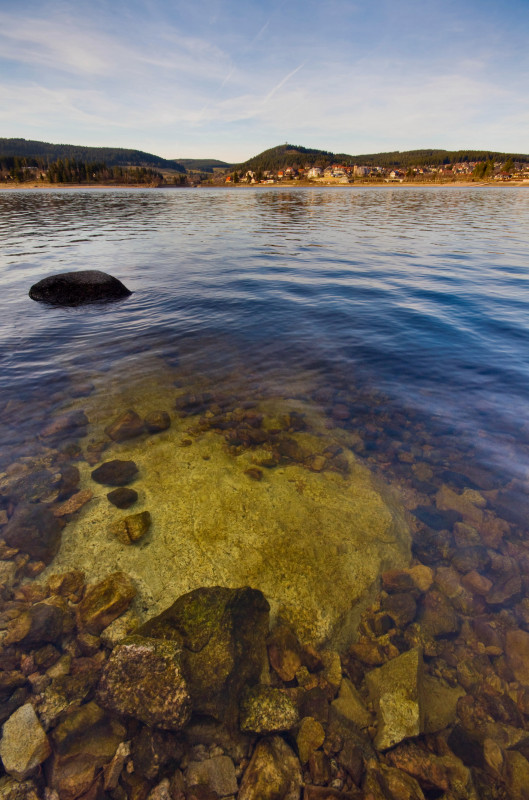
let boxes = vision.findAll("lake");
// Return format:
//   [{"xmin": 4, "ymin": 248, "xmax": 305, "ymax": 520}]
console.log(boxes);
[{"xmin": 2, "ymin": 186, "xmax": 529, "ymax": 622}]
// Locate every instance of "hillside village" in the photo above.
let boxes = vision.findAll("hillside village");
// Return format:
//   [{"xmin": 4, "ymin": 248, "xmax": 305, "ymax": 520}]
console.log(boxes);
[{"xmin": 226, "ymin": 160, "xmax": 529, "ymax": 185}]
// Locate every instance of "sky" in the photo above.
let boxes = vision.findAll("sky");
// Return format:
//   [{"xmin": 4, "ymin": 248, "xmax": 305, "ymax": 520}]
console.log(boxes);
[{"xmin": 1, "ymin": 0, "xmax": 528, "ymax": 161}]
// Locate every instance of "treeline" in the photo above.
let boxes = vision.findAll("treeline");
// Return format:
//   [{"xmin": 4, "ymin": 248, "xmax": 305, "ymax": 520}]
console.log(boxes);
[
  {"xmin": 238, "ymin": 144, "xmax": 529, "ymax": 173},
  {"xmin": 0, "ymin": 138, "xmax": 185, "ymax": 172},
  {"xmin": 0, "ymin": 156, "xmax": 170, "ymax": 185}
]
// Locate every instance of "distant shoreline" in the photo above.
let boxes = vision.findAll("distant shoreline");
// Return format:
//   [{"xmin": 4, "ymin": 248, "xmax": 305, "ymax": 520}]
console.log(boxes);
[{"xmin": 1, "ymin": 180, "xmax": 528, "ymax": 190}]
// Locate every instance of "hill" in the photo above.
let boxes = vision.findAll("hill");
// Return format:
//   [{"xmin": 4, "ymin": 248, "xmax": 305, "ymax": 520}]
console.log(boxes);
[
  {"xmin": 0, "ymin": 138, "xmax": 186, "ymax": 172},
  {"xmin": 174, "ymin": 158, "xmax": 232, "ymax": 173},
  {"xmin": 237, "ymin": 144, "xmax": 529, "ymax": 172}
]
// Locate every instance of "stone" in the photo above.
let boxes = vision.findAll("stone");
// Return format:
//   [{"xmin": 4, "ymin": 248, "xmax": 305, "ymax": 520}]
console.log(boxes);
[
  {"xmin": 103, "ymin": 741, "xmax": 130, "ymax": 791},
  {"xmin": 267, "ymin": 624, "xmax": 302, "ymax": 681},
  {"xmin": 239, "ymin": 686, "xmax": 299, "ymax": 734},
  {"xmin": 366, "ymin": 647, "xmax": 424, "ymax": 750},
  {"xmin": 321, "ymin": 650, "xmax": 342, "ymax": 696},
  {"xmin": 131, "ymin": 727, "xmax": 184, "ymax": 780},
  {"xmin": 506, "ymin": 629, "xmax": 529, "ymax": 685},
  {"xmin": 57, "ymin": 465, "xmax": 81, "ymax": 500},
  {"xmin": 461, "ymin": 570, "xmax": 492, "ymax": 596},
  {"xmin": 365, "ymin": 764, "xmax": 426, "ymax": 800},
  {"xmin": 97, "ymin": 635, "xmax": 192, "ymax": 729},
  {"xmin": 308, "ymin": 751, "xmax": 331, "ymax": 785},
  {"xmin": 29, "ymin": 270, "xmax": 131, "ymax": 305},
  {"xmin": 47, "ymin": 569, "xmax": 85, "ymax": 599},
  {"xmin": 107, "ymin": 488, "xmax": 138, "ymax": 509},
  {"xmin": 105, "ymin": 410, "xmax": 145, "ymax": 442},
  {"xmin": 4, "ymin": 597, "xmax": 72, "ymax": 647},
  {"xmin": 238, "ymin": 736, "xmax": 302, "ymax": 800},
  {"xmin": 0, "ymin": 704, "xmax": 51, "ymax": 780},
  {"xmin": 422, "ymin": 674, "xmax": 465, "ymax": 734},
  {"xmin": 296, "ymin": 716, "xmax": 325, "ymax": 764},
  {"xmin": 331, "ymin": 677, "xmax": 371, "ymax": 729},
  {"xmin": 52, "ymin": 489, "xmax": 93, "ymax": 517},
  {"xmin": 418, "ymin": 589, "xmax": 459, "ymax": 637},
  {"xmin": 185, "ymin": 756, "xmax": 238, "ymax": 797},
  {"xmin": 91, "ymin": 459, "xmax": 138, "ymax": 486},
  {"xmin": 436, "ymin": 485, "xmax": 483, "ymax": 526},
  {"xmin": 136, "ymin": 586, "xmax": 270, "ymax": 728},
  {"xmin": 386, "ymin": 741, "xmax": 476, "ymax": 798},
  {"xmin": 99, "ymin": 609, "xmax": 140, "ymax": 648},
  {"xmin": 0, "ymin": 561, "xmax": 16, "ymax": 591},
  {"xmin": 49, "ymin": 702, "xmax": 126, "ymax": 800},
  {"xmin": 2, "ymin": 503, "xmax": 62, "ymax": 564},
  {"xmin": 40, "ymin": 410, "xmax": 88, "ymax": 440},
  {"xmin": 110, "ymin": 510, "xmax": 151, "ymax": 544},
  {"xmin": 145, "ymin": 411, "xmax": 171, "ymax": 433},
  {"xmin": 503, "ymin": 751, "xmax": 529, "ymax": 800},
  {"xmin": 381, "ymin": 593, "xmax": 417, "ymax": 627},
  {"xmin": 77, "ymin": 571, "xmax": 136, "ymax": 634}
]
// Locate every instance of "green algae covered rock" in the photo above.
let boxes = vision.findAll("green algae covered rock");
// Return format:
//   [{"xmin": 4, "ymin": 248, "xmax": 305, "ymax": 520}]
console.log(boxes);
[{"xmin": 97, "ymin": 586, "xmax": 270, "ymax": 730}]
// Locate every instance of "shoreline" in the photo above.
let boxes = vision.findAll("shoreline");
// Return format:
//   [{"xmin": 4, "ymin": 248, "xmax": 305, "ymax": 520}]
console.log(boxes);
[{"xmin": 1, "ymin": 180, "xmax": 529, "ymax": 190}]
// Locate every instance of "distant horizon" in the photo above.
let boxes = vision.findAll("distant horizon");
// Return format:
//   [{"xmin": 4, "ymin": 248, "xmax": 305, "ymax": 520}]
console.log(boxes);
[{"xmin": 1, "ymin": 0, "xmax": 528, "ymax": 162}]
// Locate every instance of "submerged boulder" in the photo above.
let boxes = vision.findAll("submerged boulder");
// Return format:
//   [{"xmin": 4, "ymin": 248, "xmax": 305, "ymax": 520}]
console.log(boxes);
[
  {"xmin": 29, "ymin": 270, "xmax": 131, "ymax": 306},
  {"xmin": 3, "ymin": 503, "xmax": 62, "ymax": 564}
]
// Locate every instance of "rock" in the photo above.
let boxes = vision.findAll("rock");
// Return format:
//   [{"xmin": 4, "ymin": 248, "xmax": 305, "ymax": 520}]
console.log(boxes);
[
  {"xmin": 0, "ymin": 776, "xmax": 42, "ymax": 799},
  {"xmin": 418, "ymin": 589, "xmax": 459, "ymax": 637},
  {"xmin": 29, "ymin": 270, "xmax": 131, "ymax": 305},
  {"xmin": 238, "ymin": 736, "xmax": 302, "ymax": 800},
  {"xmin": 386, "ymin": 741, "xmax": 476, "ymax": 798},
  {"xmin": 185, "ymin": 756, "xmax": 238, "ymax": 797},
  {"xmin": 145, "ymin": 411, "xmax": 171, "ymax": 433},
  {"xmin": 40, "ymin": 410, "xmax": 88, "ymax": 440},
  {"xmin": 52, "ymin": 489, "xmax": 93, "ymax": 517},
  {"xmin": 48, "ymin": 701, "xmax": 126, "ymax": 800},
  {"xmin": 131, "ymin": 727, "xmax": 184, "ymax": 780},
  {"xmin": 47, "ymin": 569, "xmax": 85, "ymax": 600},
  {"xmin": 4, "ymin": 597, "xmax": 72, "ymax": 648},
  {"xmin": 91, "ymin": 459, "xmax": 138, "ymax": 486},
  {"xmin": 436, "ymin": 485, "xmax": 483, "ymax": 526},
  {"xmin": 366, "ymin": 647, "xmax": 424, "ymax": 750},
  {"xmin": 321, "ymin": 650, "xmax": 342, "ymax": 696},
  {"xmin": 364, "ymin": 764, "xmax": 425, "ymax": 800},
  {"xmin": 239, "ymin": 686, "xmax": 299, "ymax": 734},
  {"xmin": 267, "ymin": 625, "xmax": 302, "ymax": 681},
  {"xmin": 57, "ymin": 465, "xmax": 81, "ymax": 500},
  {"xmin": 503, "ymin": 750, "xmax": 529, "ymax": 800},
  {"xmin": 381, "ymin": 593, "xmax": 417, "ymax": 627},
  {"xmin": 303, "ymin": 789, "xmax": 359, "ymax": 800},
  {"xmin": 0, "ymin": 704, "xmax": 51, "ymax": 780},
  {"xmin": 100, "ymin": 609, "xmax": 140, "ymax": 648},
  {"xmin": 110, "ymin": 510, "xmax": 151, "ymax": 544},
  {"xmin": 0, "ymin": 561, "xmax": 16, "ymax": 591},
  {"xmin": 422, "ymin": 674, "xmax": 465, "ymax": 734},
  {"xmin": 103, "ymin": 740, "xmax": 130, "ymax": 791},
  {"xmin": 97, "ymin": 635, "xmax": 192, "ymax": 729},
  {"xmin": 77, "ymin": 571, "xmax": 136, "ymax": 634},
  {"xmin": 296, "ymin": 716, "xmax": 325, "ymax": 764},
  {"xmin": 506, "ymin": 629, "xmax": 529, "ymax": 685},
  {"xmin": 136, "ymin": 586, "xmax": 270, "ymax": 728},
  {"xmin": 331, "ymin": 677, "xmax": 371, "ymax": 729},
  {"xmin": 2, "ymin": 503, "xmax": 62, "ymax": 564},
  {"xmin": 107, "ymin": 487, "xmax": 138, "ymax": 509},
  {"xmin": 105, "ymin": 410, "xmax": 145, "ymax": 442}
]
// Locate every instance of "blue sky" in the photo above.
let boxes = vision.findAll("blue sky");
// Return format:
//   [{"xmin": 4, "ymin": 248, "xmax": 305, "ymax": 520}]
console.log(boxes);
[{"xmin": 1, "ymin": 0, "xmax": 528, "ymax": 161}]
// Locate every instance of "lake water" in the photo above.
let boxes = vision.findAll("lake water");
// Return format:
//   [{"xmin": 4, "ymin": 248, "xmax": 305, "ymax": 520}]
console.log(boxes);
[{"xmin": 2, "ymin": 186, "xmax": 529, "ymax": 635}]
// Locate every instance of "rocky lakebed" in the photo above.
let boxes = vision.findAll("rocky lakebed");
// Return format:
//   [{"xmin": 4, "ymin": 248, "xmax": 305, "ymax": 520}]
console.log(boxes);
[{"xmin": 1, "ymin": 358, "xmax": 529, "ymax": 800}]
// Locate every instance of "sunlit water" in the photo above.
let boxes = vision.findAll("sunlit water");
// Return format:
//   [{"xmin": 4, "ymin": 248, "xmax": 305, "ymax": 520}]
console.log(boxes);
[{"xmin": 2, "ymin": 185, "xmax": 529, "ymax": 626}]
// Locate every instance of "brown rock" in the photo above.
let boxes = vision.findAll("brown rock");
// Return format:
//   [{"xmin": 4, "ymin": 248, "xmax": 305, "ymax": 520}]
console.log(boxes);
[
  {"xmin": 436, "ymin": 485, "xmax": 483, "ymax": 526},
  {"xmin": 244, "ymin": 467, "xmax": 263, "ymax": 481},
  {"xmin": 418, "ymin": 589, "xmax": 459, "ymax": 637},
  {"xmin": 144, "ymin": 411, "xmax": 171, "ymax": 433},
  {"xmin": 296, "ymin": 716, "xmax": 325, "ymax": 764},
  {"xmin": 3, "ymin": 503, "xmax": 62, "ymax": 564},
  {"xmin": 267, "ymin": 624, "xmax": 302, "ymax": 681},
  {"xmin": 382, "ymin": 593, "xmax": 417, "ymax": 627},
  {"xmin": 4, "ymin": 597, "xmax": 72, "ymax": 647},
  {"xmin": 0, "ymin": 703, "xmax": 51, "ymax": 780},
  {"xmin": 52, "ymin": 489, "xmax": 93, "ymax": 517},
  {"xmin": 506, "ymin": 629, "xmax": 529, "ymax": 686},
  {"xmin": 238, "ymin": 736, "xmax": 302, "ymax": 800},
  {"xmin": 104, "ymin": 409, "xmax": 144, "ymax": 442},
  {"xmin": 503, "ymin": 750, "xmax": 529, "ymax": 800},
  {"xmin": 461, "ymin": 570, "xmax": 493, "ymax": 596},
  {"xmin": 185, "ymin": 755, "xmax": 238, "ymax": 796},
  {"xmin": 308, "ymin": 750, "xmax": 332, "ymax": 785},
  {"xmin": 77, "ymin": 571, "xmax": 136, "ymax": 634},
  {"xmin": 91, "ymin": 459, "xmax": 138, "ymax": 486},
  {"xmin": 47, "ymin": 569, "xmax": 85, "ymax": 599},
  {"xmin": 110, "ymin": 510, "xmax": 151, "ymax": 545},
  {"xmin": 40, "ymin": 410, "xmax": 88, "ymax": 440},
  {"xmin": 131, "ymin": 727, "xmax": 184, "ymax": 780},
  {"xmin": 107, "ymin": 487, "xmax": 138, "ymax": 508},
  {"xmin": 57, "ymin": 464, "xmax": 81, "ymax": 500},
  {"xmin": 239, "ymin": 685, "xmax": 299, "ymax": 734}
]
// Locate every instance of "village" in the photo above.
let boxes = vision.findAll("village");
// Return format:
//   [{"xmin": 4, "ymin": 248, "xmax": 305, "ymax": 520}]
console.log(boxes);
[{"xmin": 226, "ymin": 160, "xmax": 529, "ymax": 185}]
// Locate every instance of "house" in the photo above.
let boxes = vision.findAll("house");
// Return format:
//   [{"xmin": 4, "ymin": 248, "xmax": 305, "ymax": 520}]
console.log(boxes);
[{"xmin": 307, "ymin": 167, "xmax": 323, "ymax": 178}]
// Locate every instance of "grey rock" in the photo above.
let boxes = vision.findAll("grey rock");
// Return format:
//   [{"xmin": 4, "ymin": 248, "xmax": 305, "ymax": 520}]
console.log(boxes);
[
  {"xmin": 239, "ymin": 686, "xmax": 299, "ymax": 734},
  {"xmin": 0, "ymin": 704, "xmax": 51, "ymax": 780}
]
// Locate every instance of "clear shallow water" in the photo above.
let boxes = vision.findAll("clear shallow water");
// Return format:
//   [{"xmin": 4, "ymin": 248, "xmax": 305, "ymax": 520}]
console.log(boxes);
[{"xmin": 2, "ymin": 186, "xmax": 529, "ymax": 484}]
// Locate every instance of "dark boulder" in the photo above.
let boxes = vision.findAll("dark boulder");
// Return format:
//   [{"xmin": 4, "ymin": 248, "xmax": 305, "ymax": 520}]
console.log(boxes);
[
  {"xmin": 29, "ymin": 270, "xmax": 131, "ymax": 306},
  {"xmin": 91, "ymin": 460, "xmax": 138, "ymax": 486},
  {"xmin": 3, "ymin": 503, "xmax": 63, "ymax": 563},
  {"xmin": 107, "ymin": 488, "xmax": 138, "ymax": 509}
]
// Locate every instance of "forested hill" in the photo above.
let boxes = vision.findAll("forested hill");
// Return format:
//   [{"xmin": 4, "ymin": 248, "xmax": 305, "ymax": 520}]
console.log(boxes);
[
  {"xmin": 0, "ymin": 138, "xmax": 186, "ymax": 172},
  {"xmin": 175, "ymin": 158, "xmax": 232, "ymax": 173},
  {"xmin": 238, "ymin": 144, "xmax": 529, "ymax": 172}
]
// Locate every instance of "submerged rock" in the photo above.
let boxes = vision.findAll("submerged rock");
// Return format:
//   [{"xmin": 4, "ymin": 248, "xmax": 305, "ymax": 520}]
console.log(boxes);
[
  {"xmin": 107, "ymin": 487, "xmax": 138, "ymax": 508},
  {"xmin": 105, "ymin": 409, "xmax": 145, "ymax": 442},
  {"xmin": 239, "ymin": 686, "xmax": 299, "ymax": 734},
  {"xmin": 0, "ymin": 704, "xmax": 51, "ymax": 780},
  {"xmin": 29, "ymin": 270, "xmax": 131, "ymax": 305},
  {"xmin": 91, "ymin": 459, "xmax": 138, "ymax": 486},
  {"xmin": 238, "ymin": 736, "xmax": 302, "ymax": 800},
  {"xmin": 77, "ymin": 571, "xmax": 137, "ymax": 634},
  {"xmin": 97, "ymin": 635, "xmax": 192, "ymax": 729},
  {"xmin": 3, "ymin": 503, "xmax": 62, "ymax": 564},
  {"xmin": 110, "ymin": 510, "xmax": 151, "ymax": 544},
  {"xmin": 145, "ymin": 410, "xmax": 171, "ymax": 433}
]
